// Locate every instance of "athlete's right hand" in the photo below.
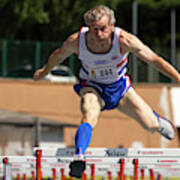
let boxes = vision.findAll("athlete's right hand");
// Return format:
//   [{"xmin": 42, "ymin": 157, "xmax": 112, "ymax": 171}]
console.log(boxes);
[{"xmin": 33, "ymin": 68, "xmax": 48, "ymax": 81}]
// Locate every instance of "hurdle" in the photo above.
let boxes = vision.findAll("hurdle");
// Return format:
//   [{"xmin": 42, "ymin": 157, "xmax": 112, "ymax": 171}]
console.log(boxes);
[
  {"xmin": 35, "ymin": 148, "xmax": 180, "ymax": 179},
  {"xmin": 2, "ymin": 148, "xmax": 180, "ymax": 179}
]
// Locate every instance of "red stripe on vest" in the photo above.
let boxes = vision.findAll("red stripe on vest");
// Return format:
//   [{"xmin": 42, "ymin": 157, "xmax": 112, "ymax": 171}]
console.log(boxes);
[{"xmin": 116, "ymin": 58, "xmax": 127, "ymax": 68}]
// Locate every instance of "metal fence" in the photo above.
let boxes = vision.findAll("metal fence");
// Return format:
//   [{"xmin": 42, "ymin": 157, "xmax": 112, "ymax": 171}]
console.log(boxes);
[
  {"xmin": 0, "ymin": 39, "xmax": 76, "ymax": 79},
  {"xmin": 0, "ymin": 39, "xmax": 179, "ymax": 83}
]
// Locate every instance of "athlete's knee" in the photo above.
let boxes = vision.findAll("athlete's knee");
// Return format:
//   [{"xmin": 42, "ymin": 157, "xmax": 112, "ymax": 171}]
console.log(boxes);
[
  {"xmin": 82, "ymin": 93, "xmax": 101, "ymax": 113},
  {"xmin": 81, "ymin": 93, "xmax": 101, "ymax": 128}
]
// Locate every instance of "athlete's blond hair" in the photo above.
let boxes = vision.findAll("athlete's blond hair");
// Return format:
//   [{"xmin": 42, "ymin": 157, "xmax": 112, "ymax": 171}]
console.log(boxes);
[{"xmin": 84, "ymin": 5, "xmax": 116, "ymax": 26}]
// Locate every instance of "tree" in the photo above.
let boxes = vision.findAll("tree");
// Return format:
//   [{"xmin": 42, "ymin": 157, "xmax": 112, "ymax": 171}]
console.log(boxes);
[{"xmin": 0, "ymin": 0, "xmax": 179, "ymax": 47}]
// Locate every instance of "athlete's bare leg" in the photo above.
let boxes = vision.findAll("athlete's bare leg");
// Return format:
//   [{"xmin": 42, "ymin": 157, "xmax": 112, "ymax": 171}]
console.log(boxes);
[
  {"xmin": 69, "ymin": 87, "xmax": 104, "ymax": 178},
  {"xmin": 117, "ymin": 87, "xmax": 176, "ymax": 140},
  {"xmin": 117, "ymin": 87, "xmax": 160, "ymax": 132},
  {"xmin": 72, "ymin": 87, "xmax": 105, "ymax": 155},
  {"xmin": 80, "ymin": 87, "xmax": 105, "ymax": 128}
]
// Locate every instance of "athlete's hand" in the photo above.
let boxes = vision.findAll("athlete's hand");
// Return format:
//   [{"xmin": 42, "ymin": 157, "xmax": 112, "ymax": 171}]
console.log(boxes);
[{"xmin": 33, "ymin": 68, "xmax": 48, "ymax": 81}]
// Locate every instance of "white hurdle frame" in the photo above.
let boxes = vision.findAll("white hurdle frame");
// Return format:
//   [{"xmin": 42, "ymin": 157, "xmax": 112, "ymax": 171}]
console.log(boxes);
[{"xmin": 2, "ymin": 148, "xmax": 180, "ymax": 179}]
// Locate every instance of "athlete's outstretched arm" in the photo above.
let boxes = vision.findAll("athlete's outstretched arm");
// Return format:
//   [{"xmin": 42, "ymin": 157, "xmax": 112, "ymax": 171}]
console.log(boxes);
[
  {"xmin": 120, "ymin": 30, "xmax": 180, "ymax": 82},
  {"xmin": 33, "ymin": 32, "xmax": 79, "ymax": 81}
]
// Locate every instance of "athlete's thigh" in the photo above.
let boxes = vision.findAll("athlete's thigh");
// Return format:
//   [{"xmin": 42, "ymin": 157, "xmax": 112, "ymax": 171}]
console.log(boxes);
[
  {"xmin": 79, "ymin": 87, "xmax": 104, "ymax": 127},
  {"xmin": 80, "ymin": 87, "xmax": 105, "ymax": 109},
  {"xmin": 117, "ymin": 87, "xmax": 159, "ymax": 130}
]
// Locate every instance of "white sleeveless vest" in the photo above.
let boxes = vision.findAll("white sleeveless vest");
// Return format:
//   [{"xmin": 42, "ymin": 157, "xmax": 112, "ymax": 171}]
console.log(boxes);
[{"xmin": 78, "ymin": 27, "xmax": 129, "ymax": 84}]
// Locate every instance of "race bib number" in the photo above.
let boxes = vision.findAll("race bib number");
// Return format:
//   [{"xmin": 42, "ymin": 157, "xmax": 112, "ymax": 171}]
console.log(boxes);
[
  {"xmin": 90, "ymin": 66, "xmax": 116, "ymax": 80},
  {"xmin": 99, "ymin": 68, "xmax": 113, "ymax": 77}
]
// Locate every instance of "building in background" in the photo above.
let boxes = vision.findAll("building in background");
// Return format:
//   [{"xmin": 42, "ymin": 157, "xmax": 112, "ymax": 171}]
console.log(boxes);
[{"xmin": 0, "ymin": 109, "xmax": 77, "ymax": 155}]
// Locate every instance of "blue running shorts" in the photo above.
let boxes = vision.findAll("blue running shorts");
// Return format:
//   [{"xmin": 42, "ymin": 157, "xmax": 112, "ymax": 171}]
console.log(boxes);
[{"xmin": 73, "ymin": 76, "xmax": 131, "ymax": 110}]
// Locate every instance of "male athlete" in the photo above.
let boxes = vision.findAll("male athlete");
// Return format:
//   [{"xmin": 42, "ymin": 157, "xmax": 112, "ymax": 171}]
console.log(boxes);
[{"xmin": 34, "ymin": 5, "xmax": 180, "ymax": 178}]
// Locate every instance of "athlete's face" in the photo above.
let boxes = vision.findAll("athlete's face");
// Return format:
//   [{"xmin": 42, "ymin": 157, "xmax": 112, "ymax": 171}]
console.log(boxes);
[{"xmin": 89, "ymin": 15, "xmax": 114, "ymax": 42}]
